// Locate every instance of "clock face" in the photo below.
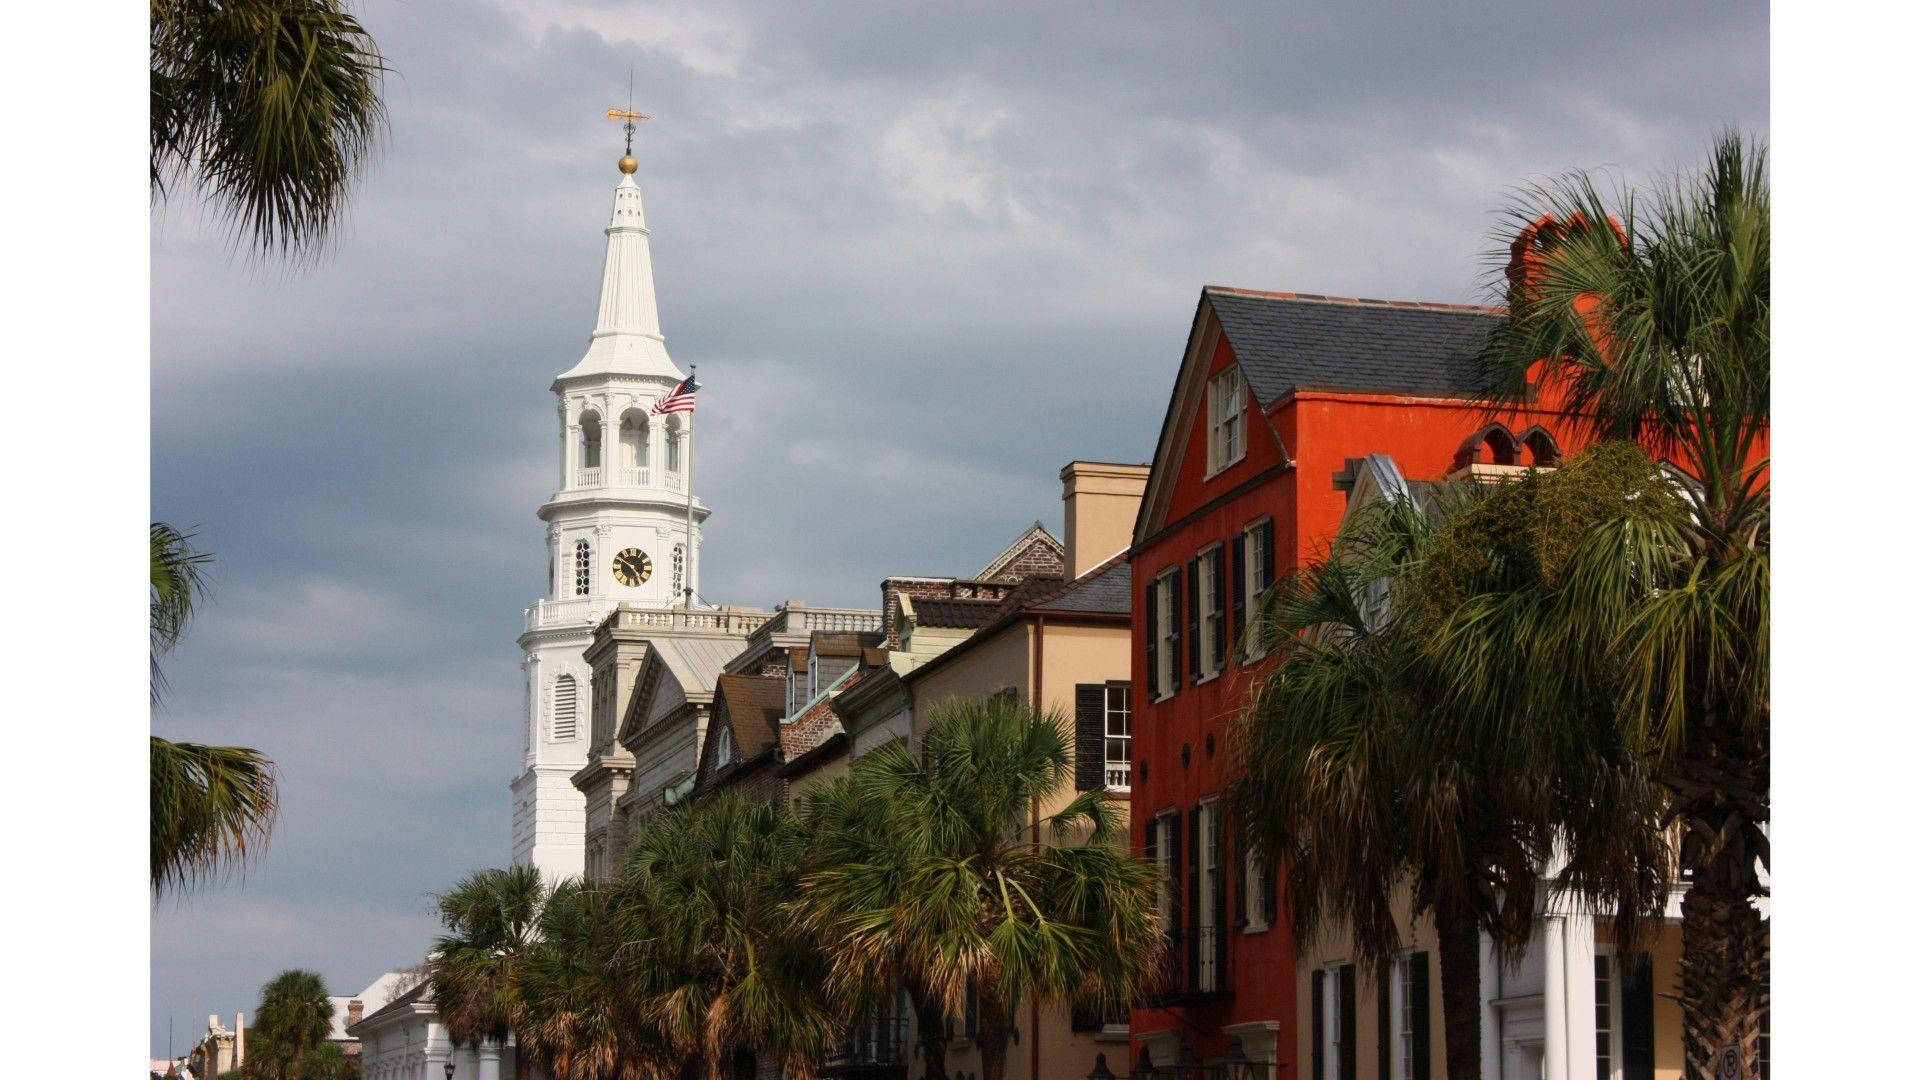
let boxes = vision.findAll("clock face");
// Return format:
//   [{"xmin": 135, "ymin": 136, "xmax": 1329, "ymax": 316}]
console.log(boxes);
[{"xmin": 612, "ymin": 547, "xmax": 652, "ymax": 587}]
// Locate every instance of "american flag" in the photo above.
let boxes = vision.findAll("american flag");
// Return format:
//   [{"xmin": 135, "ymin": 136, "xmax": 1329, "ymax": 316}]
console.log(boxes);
[{"xmin": 650, "ymin": 375, "xmax": 697, "ymax": 415}]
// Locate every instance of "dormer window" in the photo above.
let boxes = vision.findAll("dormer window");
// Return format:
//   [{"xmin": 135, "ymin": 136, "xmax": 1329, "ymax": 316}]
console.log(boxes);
[
  {"xmin": 714, "ymin": 721, "xmax": 734, "ymax": 766},
  {"xmin": 1207, "ymin": 368, "xmax": 1247, "ymax": 475}
]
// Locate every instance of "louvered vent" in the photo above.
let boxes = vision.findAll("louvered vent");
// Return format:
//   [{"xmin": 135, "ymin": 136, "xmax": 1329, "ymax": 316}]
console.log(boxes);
[{"xmin": 552, "ymin": 675, "xmax": 578, "ymax": 740}]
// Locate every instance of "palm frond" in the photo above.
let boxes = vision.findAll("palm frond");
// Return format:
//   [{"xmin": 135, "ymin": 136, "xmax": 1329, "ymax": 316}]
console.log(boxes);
[{"xmin": 151, "ymin": 736, "xmax": 278, "ymax": 897}]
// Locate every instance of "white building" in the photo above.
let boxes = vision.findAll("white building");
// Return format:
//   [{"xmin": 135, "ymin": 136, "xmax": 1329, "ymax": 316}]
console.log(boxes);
[
  {"xmin": 511, "ymin": 150, "xmax": 721, "ymax": 881},
  {"xmin": 348, "ymin": 978, "xmax": 518, "ymax": 1080}
]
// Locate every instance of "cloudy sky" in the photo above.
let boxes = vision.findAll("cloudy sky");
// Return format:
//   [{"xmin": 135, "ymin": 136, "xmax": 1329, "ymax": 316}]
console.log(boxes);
[{"xmin": 149, "ymin": 0, "xmax": 1766, "ymax": 1054}]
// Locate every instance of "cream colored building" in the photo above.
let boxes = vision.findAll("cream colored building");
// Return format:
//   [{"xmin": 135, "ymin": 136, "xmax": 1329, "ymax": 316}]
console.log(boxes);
[{"xmin": 894, "ymin": 460, "xmax": 1149, "ymax": 1080}]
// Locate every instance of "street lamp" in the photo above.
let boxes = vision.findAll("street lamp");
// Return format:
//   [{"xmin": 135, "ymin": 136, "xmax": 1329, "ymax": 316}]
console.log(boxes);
[
  {"xmin": 444, "ymin": 1063, "xmax": 456, "ymax": 1080},
  {"xmin": 1087, "ymin": 1051, "xmax": 1117, "ymax": 1079},
  {"xmin": 1222, "ymin": 1037, "xmax": 1258, "ymax": 1080}
]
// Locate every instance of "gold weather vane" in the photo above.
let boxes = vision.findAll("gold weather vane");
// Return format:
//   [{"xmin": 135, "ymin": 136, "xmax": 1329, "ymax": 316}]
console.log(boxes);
[{"xmin": 607, "ymin": 68, "xmax": 648, "ymax": 171}]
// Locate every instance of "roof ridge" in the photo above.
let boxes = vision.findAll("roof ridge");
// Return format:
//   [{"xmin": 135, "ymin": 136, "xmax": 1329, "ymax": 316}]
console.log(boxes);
[{"xmin": 1204, "ymin": 284, "xmax": 1506, "ymax": 315}]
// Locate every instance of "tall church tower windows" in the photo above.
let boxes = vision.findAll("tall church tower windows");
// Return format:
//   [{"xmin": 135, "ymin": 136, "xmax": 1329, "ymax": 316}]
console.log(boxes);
[
  {"xmin": 665, "ymin": 415, "xmax": 683, "ymax": 476},
  {"xmin": 619, "ymin": 411, "xmax": 651, "ymax": 485},
  {"xmin": 551, "ymin": 675, "xmax": 579, "ymax": 740},
  {"xmin": 580, "ymin": 412, "xmax": 604, "ymax": 484},
  {"xmin": 671, "ymin": 543, "xmax": 685, "ymax": 601},
  {"xmin": 574, "ymin": 540, "xmax": 592, "ymax": 596}
]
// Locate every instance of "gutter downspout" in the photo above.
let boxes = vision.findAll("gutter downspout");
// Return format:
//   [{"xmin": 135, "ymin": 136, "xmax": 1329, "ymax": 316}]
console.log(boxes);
[{"xmin": 1031, "ymin": 614, "xmax": 1044, "ymax": 1080}]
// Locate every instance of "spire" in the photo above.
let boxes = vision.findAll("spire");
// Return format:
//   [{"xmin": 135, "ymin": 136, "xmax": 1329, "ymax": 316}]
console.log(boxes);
[{"xmin": 556, "ymin": 154, "xmax": 683, "ymax": 382}]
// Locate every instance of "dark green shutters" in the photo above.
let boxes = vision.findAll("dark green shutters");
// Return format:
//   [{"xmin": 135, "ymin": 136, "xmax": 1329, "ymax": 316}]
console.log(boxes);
[
  {"xmin": 1074, "ymin": 684, "xmax": 1105, "ymax": 790},
  {"xmin": 1231, "ymin": 531, "xmax": 1247, "ymax": 651},
  {"xmin": 1311, "ymin": 969, "xmax": 1326, "ymax": 1080},
  {"xmin": 1185, "ymin": 557, "xmax": 1201, "ymax": 682},
  {"xmin": 1410, "ymin": 951, "xmax": 1430, "ymax": 1080},
  {"xmin": 1186, "ymin": 804, "xmax": 1201, "ymax": 991},
  {"xmin": 1144, "ymin": 576, "xmax": 1159, "ymax": 699},
  {"xmin": 1338, "ymin": 964, "xmax": 1357, "ymax": 1080},
  {"xmin": 1621, "ymin": 954, "xmax": 1655, "ymax": 1080},
  {"xmin": 1209, "ymin": 546, "xmax": 1227, "ymax": 671}
]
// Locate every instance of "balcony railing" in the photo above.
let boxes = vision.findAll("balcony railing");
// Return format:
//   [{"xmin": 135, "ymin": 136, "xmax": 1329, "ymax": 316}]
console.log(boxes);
[
  {"xmin": 824, "ymin": 1016, "xmax": 909, "ymax": 1069},
  {"xmin": 1150, "ymin": 926, "xmax": 1231, "ymax": 1004},
  {"xmin": 615, "ymin": 466, "xmax": 650, "ymax": 486},
  {"xmin": 578, "ymin": 466, "xmax": 603, "ymax": 487}
]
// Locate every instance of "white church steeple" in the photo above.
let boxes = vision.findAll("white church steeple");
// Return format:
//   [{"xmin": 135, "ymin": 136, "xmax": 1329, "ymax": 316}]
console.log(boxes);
[{"xmin": 556, "ymin": 157, "xmax": 685, "ymax": 382}]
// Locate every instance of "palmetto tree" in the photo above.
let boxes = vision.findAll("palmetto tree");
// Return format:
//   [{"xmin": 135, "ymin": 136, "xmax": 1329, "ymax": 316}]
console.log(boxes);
[
  {"xmin": 151, "ymin": 0, "xmax": 387, "ymax": 260},
  {"xmin": 251, "ymin": 969, "xmax": 334, "ymax": 1080},
  {"xmin": 516, "ymin": 878, "xmax": 675, "ymax": 1080},
  {"xmin": 799, "ymin": 697, "xmax": 1162, "ymax": 1080},
  {"xmin": 151, "ymin": 523, "xmax": 279, "ymax": 897},
  {"xmin": 610, "ymin": 791, "xmax": 839, "ymax": 1080},
  {"xmin": 1462, "ymin": 133, "xmax": 1770, "ymax": 1076},
  {"xmin": 1231, "ymin": 483, "xmax": 1670, "ymax": 1080},
  {"xmin": 431, "ymin": 866, "xmax": 549, "ymax": 1072}
]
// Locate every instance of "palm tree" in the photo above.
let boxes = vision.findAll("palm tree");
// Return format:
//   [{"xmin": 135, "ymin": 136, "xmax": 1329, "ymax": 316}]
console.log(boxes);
[
  {"xmin": 611, "ymin": 791, "xmax": 839, "ymax": 1080},
  {"xmin": 1466, "ymin": 133, "xmax": 1770, "ymax": 1075},
  {"xmin": 151, "ymin": 0, "xmax": 388, "ymax": 259},
  {"xmin": 1231, "ymin": 469, "xmax": 1671, "ymax": 1080},
  {"xmin": 431, "ymin": 866, "xmax": 549, "ymax": 1075},
  {"xmin": 252, "ymin": 969, "xmax": 334, "ymax": 1080},
  {"xmin": 799, "ymin": 697, "xmax": 1162, "ymax": 1080},
  {"xmin": 516, "ymin": 878, "xmax": 675, "ymax": 1080},
  {"xmin": 151, "ymin": 523, "xmax": 279, "ymax": 897}
]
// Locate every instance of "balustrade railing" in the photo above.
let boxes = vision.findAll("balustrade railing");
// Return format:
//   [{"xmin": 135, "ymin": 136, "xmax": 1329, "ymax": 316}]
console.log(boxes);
[
  {"xmin": 615, "ymin": 466, "xmax": 650, "ymax": 486},
  {"xmin": 578, "ymin": 466, "xmax": 603, "ymax": 487}
]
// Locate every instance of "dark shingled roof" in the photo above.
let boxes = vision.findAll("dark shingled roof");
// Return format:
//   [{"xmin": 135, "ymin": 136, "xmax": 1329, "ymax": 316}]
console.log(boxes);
[
  {"xmin": 914, "ymin": 597, "xmax": 1003, "ymax": 629},
  {"xmin": 811, "ymin": 631, "xmax": 885, "ymax": 658},
  {"xmin": 1031, "ymin": 558, "xmax": 1132, "ymax": 615},
  {"xmin": 1206, "ymin": 288, "xmax": 1505, "ymax": 405},
  {"xmin": 714, "ymin": 674, "xmax": 785, "ymax": 759}
]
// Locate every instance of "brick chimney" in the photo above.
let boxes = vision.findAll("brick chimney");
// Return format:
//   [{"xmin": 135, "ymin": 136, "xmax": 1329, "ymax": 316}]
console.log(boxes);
[
  {"xmin": 347, "ymin": 999, "xmax": 364, "ymax": 1027},
  {"xmin": 1059, "ymin": 461, "xmax": 1150, "ymax": 580}
]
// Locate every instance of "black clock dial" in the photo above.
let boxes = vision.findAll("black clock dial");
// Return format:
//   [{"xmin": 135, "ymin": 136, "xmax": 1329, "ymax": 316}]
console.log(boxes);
[{"xmin": 612, "ymin": 547, "xmax": 652, "ymax": 587}]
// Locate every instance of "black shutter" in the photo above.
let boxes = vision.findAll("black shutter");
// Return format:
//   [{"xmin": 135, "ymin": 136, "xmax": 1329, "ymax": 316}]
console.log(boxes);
[
  {"xmin": 1233, "ymin": 829, "xmax": 1248, "ymax": 930},
  {"xmin": 1168, "ymin": 566, "xmax": 1183, "ymax": 692},
  {"xmin": 1231, "ymin": 532, "xmax": 1247, "ymax": 652},
  {"xmin": 1074, "ymin": 684, "xmax": 1105, "ymax": 790},
  {"xmin": 1410, "ymin": 951, "xmax": 1430, "ymax": 1080},
  {"xmin": 1622, "ymin": 954, "xmax": 1655, "ymax": 1080},
  {"xmin": 1209, "ymin": 549, "xmax": 1227, "ymax": 671},
  {"xmin": 1186, "ymin": 805, "xmax": 1201, "ymax": 991},
  {"xmin": 1144, "ymin": 578, "xmax": 1160, "ymax": 699},
  {"xmin": 1310, "ymin": 970, "xmax": 1325, "ymax": 1080},
  {"xmin": 1376, "ymin": 966, "xmax": 1391, "ymax": 1080},
  {"xmin": 1143, "ymin": 813, "xmax": 1158, "ymax": 863},
  {"xmin": 1185, "ymin": 557, "xmax": 1201, "ymax": 682},
  {"xmin": 1338, "ymin": 964, "xmax": 1356, "ymax": 1080},
  {"xmin": 1211, "ymin": 819, "xmax": 1227, "ymax": 981}
]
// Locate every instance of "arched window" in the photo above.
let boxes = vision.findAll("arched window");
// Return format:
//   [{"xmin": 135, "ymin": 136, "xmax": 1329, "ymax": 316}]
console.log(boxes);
[
  {"xmin": 551, "ymin": 674, "xmax": 578, "ymax": 740},
  {"xmin": 1519, "ymin": 425, "xmax": 1561, "ymax": 466},
  {"xmin": 580, "ymin": 412, "xmax": 604, "ymax": 472},
  {"xmin": 574, "ymin": 539, "xmax": 592, "ymax": 596},
  {"xmin": 671, "ymin": 543, "xmax": 686, "ymax": 602},
  {"xmin": 1453, "ymin": 423, "xmax": 1520, "ymax": 471},
  {"xmin": 665, "ymin": 415, "xmax": 683, "ymax": 474},
  {"xmin": 619, "ymin": 410, "xmax": 650, "ymax": 483}
]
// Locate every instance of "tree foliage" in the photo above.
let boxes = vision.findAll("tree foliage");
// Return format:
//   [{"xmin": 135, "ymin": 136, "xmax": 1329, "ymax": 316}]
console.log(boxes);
[{"xmin": 250, "ymin": 970, "xmax": 334, "ymax": 1080}]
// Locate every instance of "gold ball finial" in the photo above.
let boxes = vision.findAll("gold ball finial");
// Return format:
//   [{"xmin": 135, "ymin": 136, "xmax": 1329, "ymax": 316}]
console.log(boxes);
[{"xmin": 618, "ymin": 154, "xmax": 638, "ymax": 174}]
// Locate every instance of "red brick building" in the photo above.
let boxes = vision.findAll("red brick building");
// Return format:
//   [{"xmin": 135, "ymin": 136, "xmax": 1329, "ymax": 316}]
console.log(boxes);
[{"xmin": 1125, "ymin": 286, "xmax": 1585, "ymax": 1078}]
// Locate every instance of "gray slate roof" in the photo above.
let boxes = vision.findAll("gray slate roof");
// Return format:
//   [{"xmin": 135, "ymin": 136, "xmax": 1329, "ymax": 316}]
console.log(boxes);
[
  {"xmin": 1031, "ymin": 558, "xmax": 1131, "ymax": 615},
  {"xmin": 1206, "ymin": 288, "xmax": 1504, "ymax": 405}
]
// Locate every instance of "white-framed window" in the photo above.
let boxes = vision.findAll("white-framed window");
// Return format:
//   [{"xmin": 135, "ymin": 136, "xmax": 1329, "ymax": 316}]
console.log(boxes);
[
  {"xmin": 1244, "ymin": 844, "xmax": 1269, "ymax": 932},
  {"xmin": 1238, "ymin": 517, "xmax": 1275, "ymax": 659},
  {"xmin": 1322, "ymin": 963, "xmax": 1347, "ymax": 1080},
  {"xmin": 574, "ymin": 539, "xmax": 592, "ymax": 596},
  {"xmin": 714, "ymin": 721, "xmax": 734, "ymax": 767},
  {"xmin": 1152, "ymin": 811, "xmax": 1176, "ymax": 932},
  {"xmin": 1197, "ymin": 544, "xmax": 1225, "ymax": 678},
  {"xmin": 1103, "ymin": 684, "xmax": 1132, "ymax": 791},
  {"xmin": 1207, "ymin": 367, "xmax": 1247, "ymax": 474},
  {"xmin": 671, "ymin": 543, "xmax": 686, "ymax": 601},
  {"xmin": 551, "ymin": 674, "xmax": 578, "ymax": 740},
  {"xmin": 1198, "ymin": 799, "xmax": 1223, "ymax": 991},
  {"xmin": 1155, "ymin": 567, "xmax": 1179, "ymax": 699}
]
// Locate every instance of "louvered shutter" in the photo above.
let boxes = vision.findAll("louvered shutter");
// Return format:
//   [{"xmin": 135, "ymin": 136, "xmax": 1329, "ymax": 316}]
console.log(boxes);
[
  {"xmin": 1411, "ymin": 951, "xmax": 1431, "ymax": 1080},
  {"xmin": 1210, "ymin": 548, "xmax": 1227, "ymax": 671},
  {"xmin": 1211, "ymin": 820, "xmax": 1227, "ymax": 982},
  {"xmin": 1233, "ymin": 829, "xmax": 1248, "ymax": 930},
  {"xmin": 1377, "ymin": 964, "xmax": 1391, "ymax": 1080},
  {"xmin": 1186, "ymin": 805, "xmax": 1201, "ymax": 991},
  {"xmin": 1144, "ymin": 578, "xmax": 1160, "ymax": 699},
  {"xmin": 1143, "ymin": 813, "xmax": 1158, "ymax": 864},
  {"xmin": 1231, "ymin": 531, "xmax": 1247, "ymax": 652},
  {"xmin": 1622, "ymin": 954, "xmax": 1655, "ymax": 1080},
  {"xmin": 1168, "ymin": 567, "xmax": 1183, "ymax": 692},
  {"xmin": 1185, "ymin": 557, "xmax": 1201, "ymax": 682},
  {"xmin": 1311, "ymin": 969, "xmax": 1326, "ymax": 1080},
  {"xmin": 1338, "ymin": 964, "xmax": 1357, "ymax": 1080},
  {"xmin": 1074, "ymin": 684, "xmax": 1105, "ymax": 790}
]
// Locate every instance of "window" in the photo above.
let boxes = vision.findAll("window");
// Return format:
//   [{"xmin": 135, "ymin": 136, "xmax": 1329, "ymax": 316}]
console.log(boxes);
[
  {"xmin": 1196, "ymin": 545, "xmax": 1226, "ymax": 678},
  {"xmin": 665, "ymin": 415, "xmax": 683, "ymax": 473},
  {"xmin": 574, "ymin": 540, "xmax": 592, "ymax": 596},
  {"xmin": 1154, "ymin": 568, "xmax": 1179, "ymax": 697},
  {"xmin": 1145, "ymin": 812, "xmax": 1178, "ymax": 949},
  {"xmin": 580, "ymin": 413, "xmax": 603, "ymax": 470},
  {"xmin": 1235, "ymin": 518, "xmax": 1276, "ymax": 659},
  {"xmin": 1207, "ymin": 367, "xmax": 1247, "ymax": 474},
  {"xmin": 1382, "ymin": 951, "xmax": 1429, "ymax": 1080},
  {"xmin": 713, "ymin": 721, "xmax": 734, "ymax": 766},
  {"xmin": 1315, "ymin": 963, "xmax": 1357, "ymax": 1080},
  {"xmin": 551, "ymin": 675, "xmax": 578, "ymax": 740},
  {"xmin": 1104, "ymin": 684, "xmax": 1131, "ymax": 790},
  {"xmin": 1244, "ymin": 845, "xmax": 1269, "ymax": 931},
  {"xmin": 1198, "ymin": 800, "xmax": 1224, "ymax": 991},
  {"xmin": 671, "ymin": 543, "xmax": 686, "ymax": 602}
]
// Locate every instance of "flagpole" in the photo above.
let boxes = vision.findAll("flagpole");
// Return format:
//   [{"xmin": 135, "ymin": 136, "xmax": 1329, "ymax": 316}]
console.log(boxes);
[{"xmin": 684, "ymin": 364, "xmax": 696, "ymax": 609}]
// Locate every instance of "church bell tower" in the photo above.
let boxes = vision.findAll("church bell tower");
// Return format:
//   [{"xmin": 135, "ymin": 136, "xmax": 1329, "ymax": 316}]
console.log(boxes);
[{"xmin": 509, "ymin": 141, "xmax": 709, "ymax": 881}]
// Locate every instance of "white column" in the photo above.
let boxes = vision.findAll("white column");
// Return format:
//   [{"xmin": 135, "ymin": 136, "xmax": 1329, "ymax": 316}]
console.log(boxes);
[
  {"xmin": 463, "ymin": 1044, "xmax": 480, "ymax": 1078},
  {"xmin": 477, "ymin": 1041, "xmax": 502, "ymax": 1080},
  {"xmin": 1563, "ymin": 913, "xmax": 1598, "ymax": 1076},
  {"xmin": 1543, "ymin": 916, "xmax": 1568, "ymax": 1080},
  {"xmin": 1480, "ymin": 929, "xmax": 1502, "ymax": 1080},
  {"xmin": 564, "ymin": 422, "xmax": 579, "ymax": 487}
]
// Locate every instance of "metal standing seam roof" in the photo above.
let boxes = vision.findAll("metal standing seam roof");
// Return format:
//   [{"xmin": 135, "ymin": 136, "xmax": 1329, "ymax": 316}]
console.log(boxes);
[{"xmin": 1204, "ymin": 288, "xmax": 1506, "ymax": 405}]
